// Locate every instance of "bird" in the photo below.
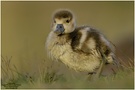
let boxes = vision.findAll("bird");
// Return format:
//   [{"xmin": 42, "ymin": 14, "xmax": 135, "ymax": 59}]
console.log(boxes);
[{"xmin": 46, "ymin": 9, "xmax": 118, "ymax": 80}]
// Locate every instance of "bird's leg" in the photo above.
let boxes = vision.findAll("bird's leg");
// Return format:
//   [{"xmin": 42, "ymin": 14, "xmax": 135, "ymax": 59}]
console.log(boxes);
[
  {"xmin": 90, "ymin": 59, "xmax": 105, "ymax": 81},
  {"xmin": 89, "ymin": 50, "xmax": 107, "ymax": 81}
]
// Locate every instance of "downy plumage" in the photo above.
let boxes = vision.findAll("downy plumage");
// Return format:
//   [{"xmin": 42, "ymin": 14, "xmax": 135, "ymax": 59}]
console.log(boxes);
[{"xmin": 46, "ymin": 9, "xmax": 117, "ymax": 79}]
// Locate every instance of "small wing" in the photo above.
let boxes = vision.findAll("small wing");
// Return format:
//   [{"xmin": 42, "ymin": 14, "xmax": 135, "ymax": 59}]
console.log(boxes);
[{"xmin": 71, "ymin": 26, "xmax": 117, "ymax": 64}]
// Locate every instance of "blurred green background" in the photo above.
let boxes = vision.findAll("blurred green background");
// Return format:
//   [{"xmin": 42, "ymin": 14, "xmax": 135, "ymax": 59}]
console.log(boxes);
[{"xmin": 1, "ymin": 1, "xmax": 134, "ymax": 83}]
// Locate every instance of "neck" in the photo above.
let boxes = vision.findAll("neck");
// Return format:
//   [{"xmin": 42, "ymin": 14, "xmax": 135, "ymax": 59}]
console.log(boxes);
[{"xmin": 55, "ymin": 33, "xmax": 71, "ymax": 45}]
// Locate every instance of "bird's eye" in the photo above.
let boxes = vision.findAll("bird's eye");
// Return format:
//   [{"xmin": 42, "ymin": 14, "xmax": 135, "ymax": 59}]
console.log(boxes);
[
  {"xmin": 54, "ymin": 20, "xmax": 56, "ymax": 23},
  {"xmin": 66, "ymin": 20, "xmax": 70, "ymax": 23}
]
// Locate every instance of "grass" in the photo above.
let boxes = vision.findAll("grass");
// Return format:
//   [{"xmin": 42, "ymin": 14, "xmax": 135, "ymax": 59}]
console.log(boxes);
[{"xmin": 1, "ymin": 56, "xmax": 134, "ymax": 89}]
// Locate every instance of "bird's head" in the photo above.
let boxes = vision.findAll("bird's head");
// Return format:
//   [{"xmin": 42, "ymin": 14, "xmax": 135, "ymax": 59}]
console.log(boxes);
[{"xmin": 51, "ymin": 9, "xmax": 76, "ymax": 36}]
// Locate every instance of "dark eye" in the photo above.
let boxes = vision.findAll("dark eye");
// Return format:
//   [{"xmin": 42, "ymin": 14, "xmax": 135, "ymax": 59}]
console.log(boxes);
[
  {"xmin": 54, "ymin": 20, "xmax": 56, "ymax": 23},
  {"xmin": 66, "ymin": 20, "xmax": 70, "ymax": 23}
]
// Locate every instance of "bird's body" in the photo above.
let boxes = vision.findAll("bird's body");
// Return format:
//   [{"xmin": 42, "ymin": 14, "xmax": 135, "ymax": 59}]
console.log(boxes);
[{"xmin": 46, "ymin": 9, "xmax": 117, "ymax": 78}]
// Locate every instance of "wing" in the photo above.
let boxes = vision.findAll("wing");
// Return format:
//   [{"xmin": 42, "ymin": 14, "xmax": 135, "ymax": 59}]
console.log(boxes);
[{"xmin": 71, "ymin": 26, "xmax": 116, "ymax": 64}]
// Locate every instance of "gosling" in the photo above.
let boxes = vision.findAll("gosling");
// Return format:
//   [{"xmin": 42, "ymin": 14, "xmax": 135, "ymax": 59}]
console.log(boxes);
[{"xmin": 46, "ymin": 9, "xmax": 117, "ymax": 80}]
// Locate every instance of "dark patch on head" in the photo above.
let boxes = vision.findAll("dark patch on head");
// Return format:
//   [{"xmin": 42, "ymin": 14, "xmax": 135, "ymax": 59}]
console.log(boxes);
[{"xmin": 53, "ymin": 10, "xmax": 73, "ymax": 20}]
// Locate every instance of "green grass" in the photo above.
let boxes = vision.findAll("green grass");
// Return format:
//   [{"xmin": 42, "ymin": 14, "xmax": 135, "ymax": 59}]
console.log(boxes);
[{"xmin": 1, "ymin": 56, "xmax": 134, "ymax": 89}]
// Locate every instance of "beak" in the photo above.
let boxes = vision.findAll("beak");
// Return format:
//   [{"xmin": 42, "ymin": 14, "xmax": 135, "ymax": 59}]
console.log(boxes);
[{"xmin": 54, "ymin": 24, "xmax": 65, "ymax": 35}]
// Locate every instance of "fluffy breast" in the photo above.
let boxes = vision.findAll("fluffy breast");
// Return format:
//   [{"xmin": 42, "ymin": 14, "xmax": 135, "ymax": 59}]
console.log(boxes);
[
  {"xmin": 46, "ymin": 31, "xmax": 102, "ymax": 72},
  {"xmin": 59, "ymin": 44, "xmax": 101, "ymax": 72}
]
